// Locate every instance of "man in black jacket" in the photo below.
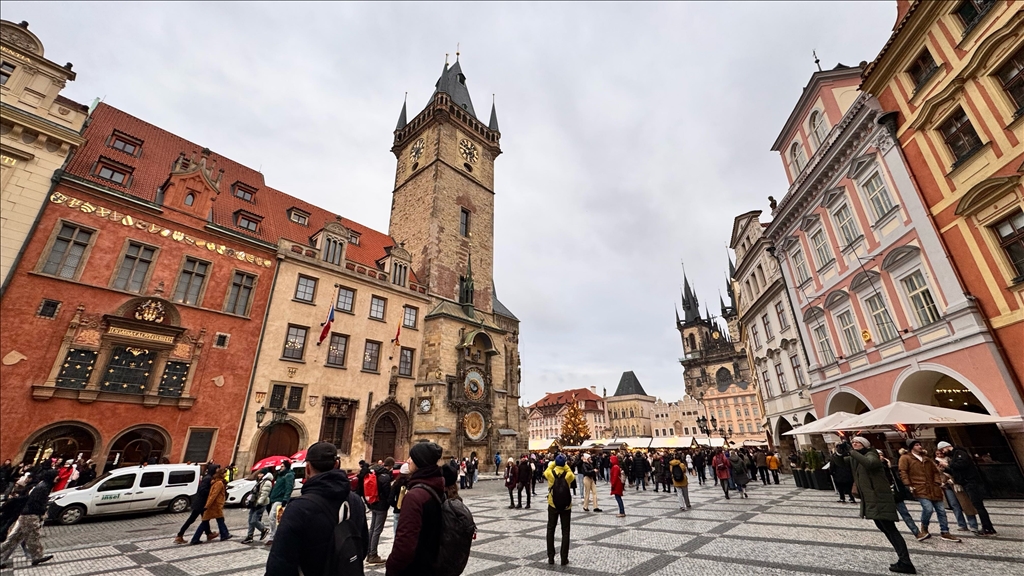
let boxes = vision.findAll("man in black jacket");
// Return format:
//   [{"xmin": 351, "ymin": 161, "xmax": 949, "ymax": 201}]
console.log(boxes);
[
  {"xmin": 0, "ymin": 469, "xmax": 56, "ymax": 568},
  {"xmin": 174, "ymin": 463, "xmax": 218, "ymax": 544},
  {"xmin": 365, "ymin": 457, "xmax": 394, "ymax": 565},
  {"xmin": 266, "ymin": 442, "xmax": 368, "ymax": 576},
  {"xmin": 516, "ymin": 456, "xmax": 532, "ymax": 509},
  {"xmin": 946, "ymin": 444, "xmax": 996, "ymax": 536}
]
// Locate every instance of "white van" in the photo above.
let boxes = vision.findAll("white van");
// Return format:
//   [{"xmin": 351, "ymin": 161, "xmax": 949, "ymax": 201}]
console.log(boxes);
[
  {"xmin": 47, "ymin": 463, "xmax": 201, "ymax": 525},
  {"xmin": 226, "ymin": 461, "xmax": 305, "ymax": 507}
]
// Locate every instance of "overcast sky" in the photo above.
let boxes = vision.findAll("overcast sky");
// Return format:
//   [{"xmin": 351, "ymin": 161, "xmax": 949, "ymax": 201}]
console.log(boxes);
[{"xmin": 8, "ymin": 1, "xmax": 897, "ymax": 404}]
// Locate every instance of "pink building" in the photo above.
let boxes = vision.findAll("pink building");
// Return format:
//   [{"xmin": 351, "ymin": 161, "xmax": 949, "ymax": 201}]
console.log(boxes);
[{"xmin": 764, "ymin": 64, "xmax": 1023, "ymax": 494}]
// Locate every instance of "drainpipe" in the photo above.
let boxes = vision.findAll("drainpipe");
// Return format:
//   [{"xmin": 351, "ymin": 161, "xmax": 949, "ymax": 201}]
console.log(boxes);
[{"xmin": 231, "ymin": 253, "xmax": 283, "ymax": 467}]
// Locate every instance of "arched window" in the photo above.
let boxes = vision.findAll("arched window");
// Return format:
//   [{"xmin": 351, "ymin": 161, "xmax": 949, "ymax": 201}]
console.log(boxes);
[
  {"xmin": 631, "ymin": 426, "xmax": 636, "ymax": 435},
  {"xmin": 809, "ymin": 111, "xmax": 828, "ymax": 147},
  {"xmin": 184, "ymin": 193, "xmax": 195, "ymax": 206},
  {"xmin": 790, "ymin": 142, "xmax": 807, "ymax": 174},
  {"xmin": 687, "ymin": 334, "xmax": 697, "ymax": 350},
  {"xmin": 629, "ymin": 408, "xmax": 634, "ymax": 418}
]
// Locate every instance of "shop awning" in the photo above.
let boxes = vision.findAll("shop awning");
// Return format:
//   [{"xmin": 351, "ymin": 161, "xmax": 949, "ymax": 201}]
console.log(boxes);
[
  {"xmin": 832, "ymin": 402, "xmax": 1020, "ymax": 431},
  {"xmin": 782, "ymin": 412, "xmax": 856, "ymax": 435}
]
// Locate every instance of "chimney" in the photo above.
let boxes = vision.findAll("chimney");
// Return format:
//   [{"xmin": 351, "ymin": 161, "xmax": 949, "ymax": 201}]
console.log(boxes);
[{"xmin": 590, "ymin": 386, "xmax": 596, "ymax": 393}]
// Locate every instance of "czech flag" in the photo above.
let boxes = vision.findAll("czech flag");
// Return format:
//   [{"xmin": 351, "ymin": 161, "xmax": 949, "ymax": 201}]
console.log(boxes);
[
  {"xmin": 318, "ymin": 305, "xmax": 334, "ymax": 345},
  {"xmin": 391, "ymin": 324, "xmax": 401, "ymax": 347}
]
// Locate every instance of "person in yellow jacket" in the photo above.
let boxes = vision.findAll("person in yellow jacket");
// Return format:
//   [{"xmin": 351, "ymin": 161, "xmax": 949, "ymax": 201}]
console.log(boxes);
[
  {"xmin": 542, "ymin": 454, "xmax": 576, "ymax": 566},
  {"xmin": 766, "ymin": 452, "xmax": 781, "ymax": 485},
  {"xmin": 668, "ymin": 452, "xmax": 691, "ymax": 510}
]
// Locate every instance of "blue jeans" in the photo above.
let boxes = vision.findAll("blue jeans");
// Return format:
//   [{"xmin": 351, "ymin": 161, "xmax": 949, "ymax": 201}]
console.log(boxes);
[
  {"xmin": 917, "ymin": 497, "xmax": 949, "ymax": 534},
  {"xmin": 895, "ymin": 501, "xmax": 919, "ymax": 536},
  {"xmin": 191, "ymin": 517, "xmax": 229, "ymax": 544},
  {"xmin": 246, "ymin": 507, "xmax": 265, "ymax": 538},
  {"xmin": 614, "ymin": 494, "xmax": 624, "ymax": 514},
  {"xmin": 392, "ymin": 511, "xmax": 400, "ymax": 537},
  {"xmin": 943, "ymin": 488, "xmax": 977, "ymax": 530}
]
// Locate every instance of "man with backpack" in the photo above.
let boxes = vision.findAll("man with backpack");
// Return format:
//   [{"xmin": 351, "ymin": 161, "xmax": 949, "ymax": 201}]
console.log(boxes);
[
  {"xmin": 669, "ymin": 452, "xmax": 690, "ymax": 509},
  {"xmin": 364, "ymin": 457, "xmax": 394, "ymax": 565},
  {"xmin": 266, "ymin": 442, "xmax": 368, "ymax": 576},
  {"xmin": 386, "ymin": 442, "xmax": 445, "ymax": 576},
  {"xmin": 543, "ymin": 454, "xmax": 575, "ymax": 566}
]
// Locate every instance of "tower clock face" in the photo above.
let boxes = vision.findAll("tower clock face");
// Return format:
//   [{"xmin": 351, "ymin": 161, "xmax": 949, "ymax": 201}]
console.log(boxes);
[
  {"xmin": 410, "ymin": 138, "xmax": 425, "ymax": 161},
  {"xmin": 459, "ymin": 139, "xmax": 478, "ymax": 163},
  {"xmin": 464, "ymin": 369, "xmax": 485, "ymax": 401},
  {"xmin": 419, "ymin": 398, "xmax": 432, "ymax": 413}
]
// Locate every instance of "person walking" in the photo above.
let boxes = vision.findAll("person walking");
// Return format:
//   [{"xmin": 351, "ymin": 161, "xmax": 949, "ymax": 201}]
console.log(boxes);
[
  {"xmin": 849, "ymin": 437, "xmax": 915, "ymax": 574},
  {"xmin": 669, "ymin": 453, "xmax": 690, "ymax": 510},
  {"xmin": 934, "ymin": 442, "xmax": 976, "ymax": 533},
  {"xmin": 693, "ymin": 450, "xmax": 706, "ymax": 486},
  {"xmin": 945, "ymin": 442, "xmax": 997, "ymax": 536},
  {"xmin": 494, "ymin": 452, "xmax": 501, "ymax": 476},
  {"xmin": 517, "ymin": 455, "xmax": 532, "ymax": 509},
  {"xmin": 265, "ymin": 460, "xmax": 295, "ymax": 547},
  {"xmin": 712, "ymin": 449, "xmax": 731, "ymax": 498},
  {"xmin": 880, "ymin": 452, "xmax": 921, "ymax": 539},
  {"xmin": 190, "ymin": 468, "xmax": 231, "ymax": 544},
  {"xmin": 829, "ymin": 444, "xmax": 857, "ymax": 504},
  {"xmin": 504, "ymin": 459, "xmax": 518, "ymax": 509},
  {"xmin": 610, "ymin": 455, "xmax": 625, "ymax": 517},
  {"xmin": 580, "ymin": 453, "xmax": 601, "ymax": 512},
  {"xmin": 366, "ymin": 457, "xmax": 394, "ymax": 566},
  {"xmin": 385, "ymin": 442, "xmax": 445, "ymax": 576},
  {"xmin": 266, "ymin": 441, "xmax": 368, "ymax": 576},
  {"xmin": 766, "ymin": 451, "xmax": 780, "ymax": 485},
  {"xmin": 899, "ymin": 439, "xmax": 960, "ymax": 543},
  {"xmin": 175, "ymin": 463, "xmax": 218, "ymax": 544},
  {"xmin": 755, "ymin": 449, "xmax": 769, "ymax": 485},
  {"xmin": 242, "ymin": 468, "xmax": 273, "ymax": 544},
  {"xmin": 729, "ymin": 451, "xmax": 749, "ymax": 498},
  {"xmin": 0, "ymin": 469, "xmax": 56, "ymax": 568},
  {"xmin": 543, "ymin": 455, "xmax": 575, "ymax": 566}
]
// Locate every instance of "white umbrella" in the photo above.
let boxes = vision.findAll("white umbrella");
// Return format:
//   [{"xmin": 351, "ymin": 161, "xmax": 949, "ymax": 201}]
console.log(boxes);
[
  {"xmin": 782, "ymin": 411, "xmax": 857, "ymax": 436},
  {"xmin": 832, "ymin": 401, "xmax": 1018, "ymax": 431}
]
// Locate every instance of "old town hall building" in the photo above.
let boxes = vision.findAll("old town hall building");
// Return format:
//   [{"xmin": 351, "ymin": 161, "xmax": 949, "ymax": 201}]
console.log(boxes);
[{"xmin": 0, "ymin": 48, "xmax": 526, "ymax": 471}]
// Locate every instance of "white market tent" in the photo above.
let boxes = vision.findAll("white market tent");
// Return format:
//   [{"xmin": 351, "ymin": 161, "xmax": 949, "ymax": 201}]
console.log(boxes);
[
  {"xmin": 782, "ymin": 411, "xmax": 857, "ymax": 436},
  {"xmin": 649, "ymin": 436, "xmax": 683, "ymax": 449},
  {"xmin": 832, "ymin": 402, "xmax": 1020, "ymax": 431},
  {"xmin": 610, "ymin": 437, "xmax": 653, "ymax": 450},
  {"xmin": 529, "ymin": 438, "xmax": 559, "ymax": 452}
]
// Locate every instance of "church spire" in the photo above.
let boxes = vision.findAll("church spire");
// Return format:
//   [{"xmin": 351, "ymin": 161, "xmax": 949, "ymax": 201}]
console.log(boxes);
[
  {"xmin": 728, "ymin": 252, "xmax": 736, "ymax": 279},
  {"xmin": 395, "ymin": 93, "xmax": 408, "ymax": 131},
  {"xmin": 681, "ymin": 271, "xmax": 700, "ymax": 323},
  {"xmin": 488, "ymin": 95, "xmax": 500, "ymax": 131},
  {"xmin": 432, "ymin": 55, "xmax": 476, "ymax": 117}
]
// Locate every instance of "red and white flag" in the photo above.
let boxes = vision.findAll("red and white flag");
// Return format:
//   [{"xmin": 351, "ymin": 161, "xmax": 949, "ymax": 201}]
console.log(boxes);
[
  {"xmin": 318, "ymin": 306, "xmax": 334, "ymax": 346},
  {"xmin": 391, "ymin": 323, "xmax": 401, "ymax": 347}
]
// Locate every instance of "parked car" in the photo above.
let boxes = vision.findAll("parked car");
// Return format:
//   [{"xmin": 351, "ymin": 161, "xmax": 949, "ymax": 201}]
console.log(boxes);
[
  {"xmin": 226, "ymin": 461, "xmax": 305, "ymax": 507},
  {"xmin": 47, "ymin": 464, "xmax": 200, "ymax": 525}
]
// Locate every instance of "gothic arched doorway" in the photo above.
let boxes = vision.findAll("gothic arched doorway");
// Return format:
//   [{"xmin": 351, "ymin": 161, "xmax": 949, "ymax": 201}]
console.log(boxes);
[
  {"xmin": 22, "ymin": 423, "xmax": 98, "ymax": 465},
  {"xmin": 109, "ymin": 426, "xmax": 169, "ymax": 469},
  {"xmin": 255, "ymin": 423, "xmax": 300, "ymax": 462},
  {"xmin": 775, "ymin": 417, "xmax": 796, "ymax": 466},
  {"xmin": 371, "ymin": 415, "xmax": 397, "ymax": 463}
]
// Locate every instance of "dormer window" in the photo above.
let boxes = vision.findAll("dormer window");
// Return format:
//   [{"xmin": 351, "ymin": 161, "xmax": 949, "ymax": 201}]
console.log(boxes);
[
  {"xmin": 233, "ymin": 182, "xmax": 256, "ymax": 202},
  {"xmin": 323, "ymin": 235, "xmax": 344, "ymax": 266},
  {"xmin": 236, "ymin": 212, "xmax": 261, "ymax": 232},
  {"xmin": 94, "ymin": 158, "xmax": 132, "ymax": 187},
  {"xmin": 289, "ymin": 208, "xmax": 309, "ymax": 226},
  {"xmin": 391, "ymin": 261, "xmax": 408, "ymax": 287},
  {"xmin": 109, "ymin": 132, "xmax": 143, "ymax": 157},
  {"xmin": 908, "ymin": 49, "xmax": 939, "ymax": 92},
  {"xmin": 349, "ymin": 232, "xmax": 360, "ymax": 246}
]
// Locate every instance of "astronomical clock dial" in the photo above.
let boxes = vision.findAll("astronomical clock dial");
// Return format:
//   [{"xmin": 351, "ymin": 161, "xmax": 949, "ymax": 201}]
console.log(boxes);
[
  {"xmin": 464, "ymin": 411, "xmax": 486, "ymax": 441},
  {"xmin": 418, "ymin": 398, "xmax": 432, "ymax": 413},
  {"xmin": 410, "ymin": 138, "xmax": 425, "ymax": 162},
  {"xmin": 459, "ymin": 139, "xmax": 478, "ymax": 163},
  {"xmin": 712, "ymin": 330, "xmax": 721, "ymax": 340},
  {"xmin": 464, "ymin": 369, "xmax": 485, "ymax": 401}
]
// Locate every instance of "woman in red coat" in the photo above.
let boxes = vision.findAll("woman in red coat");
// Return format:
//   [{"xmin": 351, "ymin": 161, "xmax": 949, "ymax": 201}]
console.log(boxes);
[
  {"xmin": 53, "ymin": 463, "xmax": 73, "ymax": 492},
  {"xmin": 610, "ymin": 455, "xmax": 625, "ymax": 517},
  {"xmin": 712, "ymin": 449, "xmax": 732, "ymax": 499}
]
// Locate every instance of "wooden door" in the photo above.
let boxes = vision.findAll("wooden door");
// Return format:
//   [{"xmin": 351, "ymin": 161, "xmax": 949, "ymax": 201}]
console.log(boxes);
[
  {"xmin": 371, "ymin": 416, "xmax": 397, "ymax": 463},
  {"xmin": 256, "ymin": 423, "xmax": 299, "ymax": 461}
]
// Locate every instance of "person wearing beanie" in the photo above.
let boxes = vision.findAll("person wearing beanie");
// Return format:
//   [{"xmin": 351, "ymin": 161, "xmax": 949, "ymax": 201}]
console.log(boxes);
[
  {"xmin": 543, "ymin": 453, "xmax": 576, "ymax": 566},
  {"xmin": 942, "ymin": 442, "xmax": 997, "ymax": 536},
  {"xmin": 516, "ymin": 455, "xmax": 532, "ymax": 509},
  {"xmin": 848, "ymin": 438, "xmax": 915, "ymax": 574},
  {"xmin": 386, "ymin": 442, "xmax": 444, "ymax": 576},
  {"xmin": 899, "ymin": 440, "xmax": 960, "ymax": 543}
]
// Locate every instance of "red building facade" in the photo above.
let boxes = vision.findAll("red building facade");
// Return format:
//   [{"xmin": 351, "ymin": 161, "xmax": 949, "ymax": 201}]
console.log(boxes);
[{"xmin": 0, "ymin": 103, "xmax": 280, "ymax": 469}]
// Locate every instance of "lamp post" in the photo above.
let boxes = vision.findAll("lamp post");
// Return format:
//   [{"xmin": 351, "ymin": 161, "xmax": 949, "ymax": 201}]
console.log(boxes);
[{"xmin": 255, "ymin": 405, "xmax": 288, "ymax": 429}]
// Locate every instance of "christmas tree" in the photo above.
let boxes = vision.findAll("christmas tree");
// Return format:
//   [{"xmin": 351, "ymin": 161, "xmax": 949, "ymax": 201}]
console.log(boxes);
[{"xmin": 560, "ymin": 394, "xmax": 592, "ymax": 446}]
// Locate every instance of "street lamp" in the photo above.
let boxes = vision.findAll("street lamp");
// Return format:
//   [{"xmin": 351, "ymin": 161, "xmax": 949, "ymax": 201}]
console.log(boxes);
[{"xmin": 255, "ymin": 405, "xmax": 288, "ymax": 429}]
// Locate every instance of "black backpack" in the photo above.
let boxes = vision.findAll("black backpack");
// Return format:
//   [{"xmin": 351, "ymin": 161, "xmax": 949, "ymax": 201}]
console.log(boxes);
[
  {"xmin": 671, "ymin": 463, "xmax": 684, "ymax": 482},
  {"xmin": 414, "ymin": 484, "xmax": 475, "ymax": 576},
  {"xmin": 304, "ymin": 494, "xmax": 365, "ymax": 576},
  {"xmin": 550, "ymin": 471, "xmax": 572, "ymax": 511}
]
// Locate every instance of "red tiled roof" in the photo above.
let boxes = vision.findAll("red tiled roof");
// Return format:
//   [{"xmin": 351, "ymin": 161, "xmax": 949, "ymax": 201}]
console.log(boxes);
[
  {"xmin": 529, "ymin": 388, "xmax": 603, "ymax": 409},
  {"xmin": 65, "ymin": 103, "xmax": 411, "ymax": 278}
]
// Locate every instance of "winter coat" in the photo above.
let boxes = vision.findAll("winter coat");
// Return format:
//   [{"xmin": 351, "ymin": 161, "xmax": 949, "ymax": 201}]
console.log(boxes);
[
  {"xmin": 712, "ymin": 453, "xmax": 731, "ymax": 480},
  {"xmin": 668, "ymin": 459, "xmax": 688, "ymax": 488},
  {"xmin": 543, "ymin": 462, "xmax": 576, "ymax": 509},
  {"xmin": 254, "ymin": 473, "xmax": 274, "ymax": 507},
  {"xmin": 729, "ymin": 454, "xmax": 749, "ymax": 487},
  {"xmin": 504, "ymin": 463, "xmax": 518, "ymax": 489},
  {"xmin": 849, "ymin": 447, "xmax": 897, "ymax": 521},
  {"xmin": 266, "ymin": 468, "xmax": 368, "ymax": 576},
  {"xmin": 883, "ymin": 464, "xmax": 911, "ymax": 503},
  {"xmin": 517, "ymin": 460, "xmax": 532, "ymax": 489},
  {"xmin": 692, "ymin": 452, "xmax": 705, "ymax": 470},
  {"xmin": 202, "ymin": 478, "xmax": 226, "ymax": 520},
  {"xmin": 54, "ymin": 466, "xmax": 73, "ymax": 492},
  {"xmin": 386, "ymin": 465, "xmax": 445, "ymax": 576},
  {"xmin": 946, "ymin": 446, "xmax": 982, "ymax": 487},
  {"xmin": 367, "ymin": 466, "xmax": 393, "ymax": 512},
  {"xmin": 610, "ymin": 456, "xmax": 624, "ymax": 496},
  {"xmin": 829, "ymin": 453, "xmax": 854, "ymax": 484},
  {"xmin": 898, "ymin": 453, "xmax": 944, "ymax": 501},
  {"xmin": 269, "ymin": 469, "xmax": 295, "ymax": 504},
  {"xmin": 766, "ymin": 454, "xmax": 780, "ymax": 470},
  {"xmin": 755, "ymin": 452, "xmax": 767, "ymax": 468},
  {"xmin": 21, "ymin": 471, "xmax": 56, "ymax": 517},
  {"xmin": 192, "ymin": 472, "xmax": 214, "ymax": 511},
  {"xmin": 389, "ymin": 474, "xmax": 410, "ymax": 513}
]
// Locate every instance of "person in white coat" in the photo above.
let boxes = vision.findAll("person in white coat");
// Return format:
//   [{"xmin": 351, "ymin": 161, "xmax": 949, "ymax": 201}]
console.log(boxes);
[{"xmin": 242, "ymin": 469, "xmax": 274, "ymax": 543}]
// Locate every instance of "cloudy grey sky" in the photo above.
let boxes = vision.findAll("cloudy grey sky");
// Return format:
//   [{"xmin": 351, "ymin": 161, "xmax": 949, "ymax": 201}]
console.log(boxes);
[{"xmin": 8, "ymin": 1, "xmax": 896, "ymax": 404}]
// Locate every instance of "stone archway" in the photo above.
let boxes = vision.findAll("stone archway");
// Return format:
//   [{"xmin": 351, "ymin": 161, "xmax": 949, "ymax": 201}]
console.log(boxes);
[
  {"xmin": 255, "ymin": 422, "xmax": 300, "ymax": 463},
  {"xmin": 371, "ymin": 415, "xmax": 398, "ymax": 463},
  {"xmin": 21, "ymin": 422, "xmax": 100, "ymax": 465},
  {"xmin": 363, "ymin": 398, "xmax": 411, "ymax": 463},
  {"xmin": 826, "ymin": 389, "xmax": 872, "ymax": 415},
  {"xmin": 775, "ymin": 417, "xmax": 797, "ymax": 466},
  {"xmin": 108, "ymin": 425, "xmax": 171, "ymax": 470}
]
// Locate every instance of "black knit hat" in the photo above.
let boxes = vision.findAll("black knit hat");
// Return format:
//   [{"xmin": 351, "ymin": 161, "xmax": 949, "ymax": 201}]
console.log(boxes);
[
  {"xmin": 906, "ymin": 439, "xmax": 922, "ymax": 450},
  {"xmin": 410, "ymin": 442, "xmax": 443, "ymax": 468}
]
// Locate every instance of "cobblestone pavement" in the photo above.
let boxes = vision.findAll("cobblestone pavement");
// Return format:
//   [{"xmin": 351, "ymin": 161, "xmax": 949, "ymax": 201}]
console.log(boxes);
[{"xmin": 2, "ymin": 474, "xmax": 1022, "ymax": 575}]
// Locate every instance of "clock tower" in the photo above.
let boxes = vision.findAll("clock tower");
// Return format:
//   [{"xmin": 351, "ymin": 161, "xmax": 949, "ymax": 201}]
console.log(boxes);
[{"xmin": 388, "ymin": 58, "xmax": 525, "ymax": 464}]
